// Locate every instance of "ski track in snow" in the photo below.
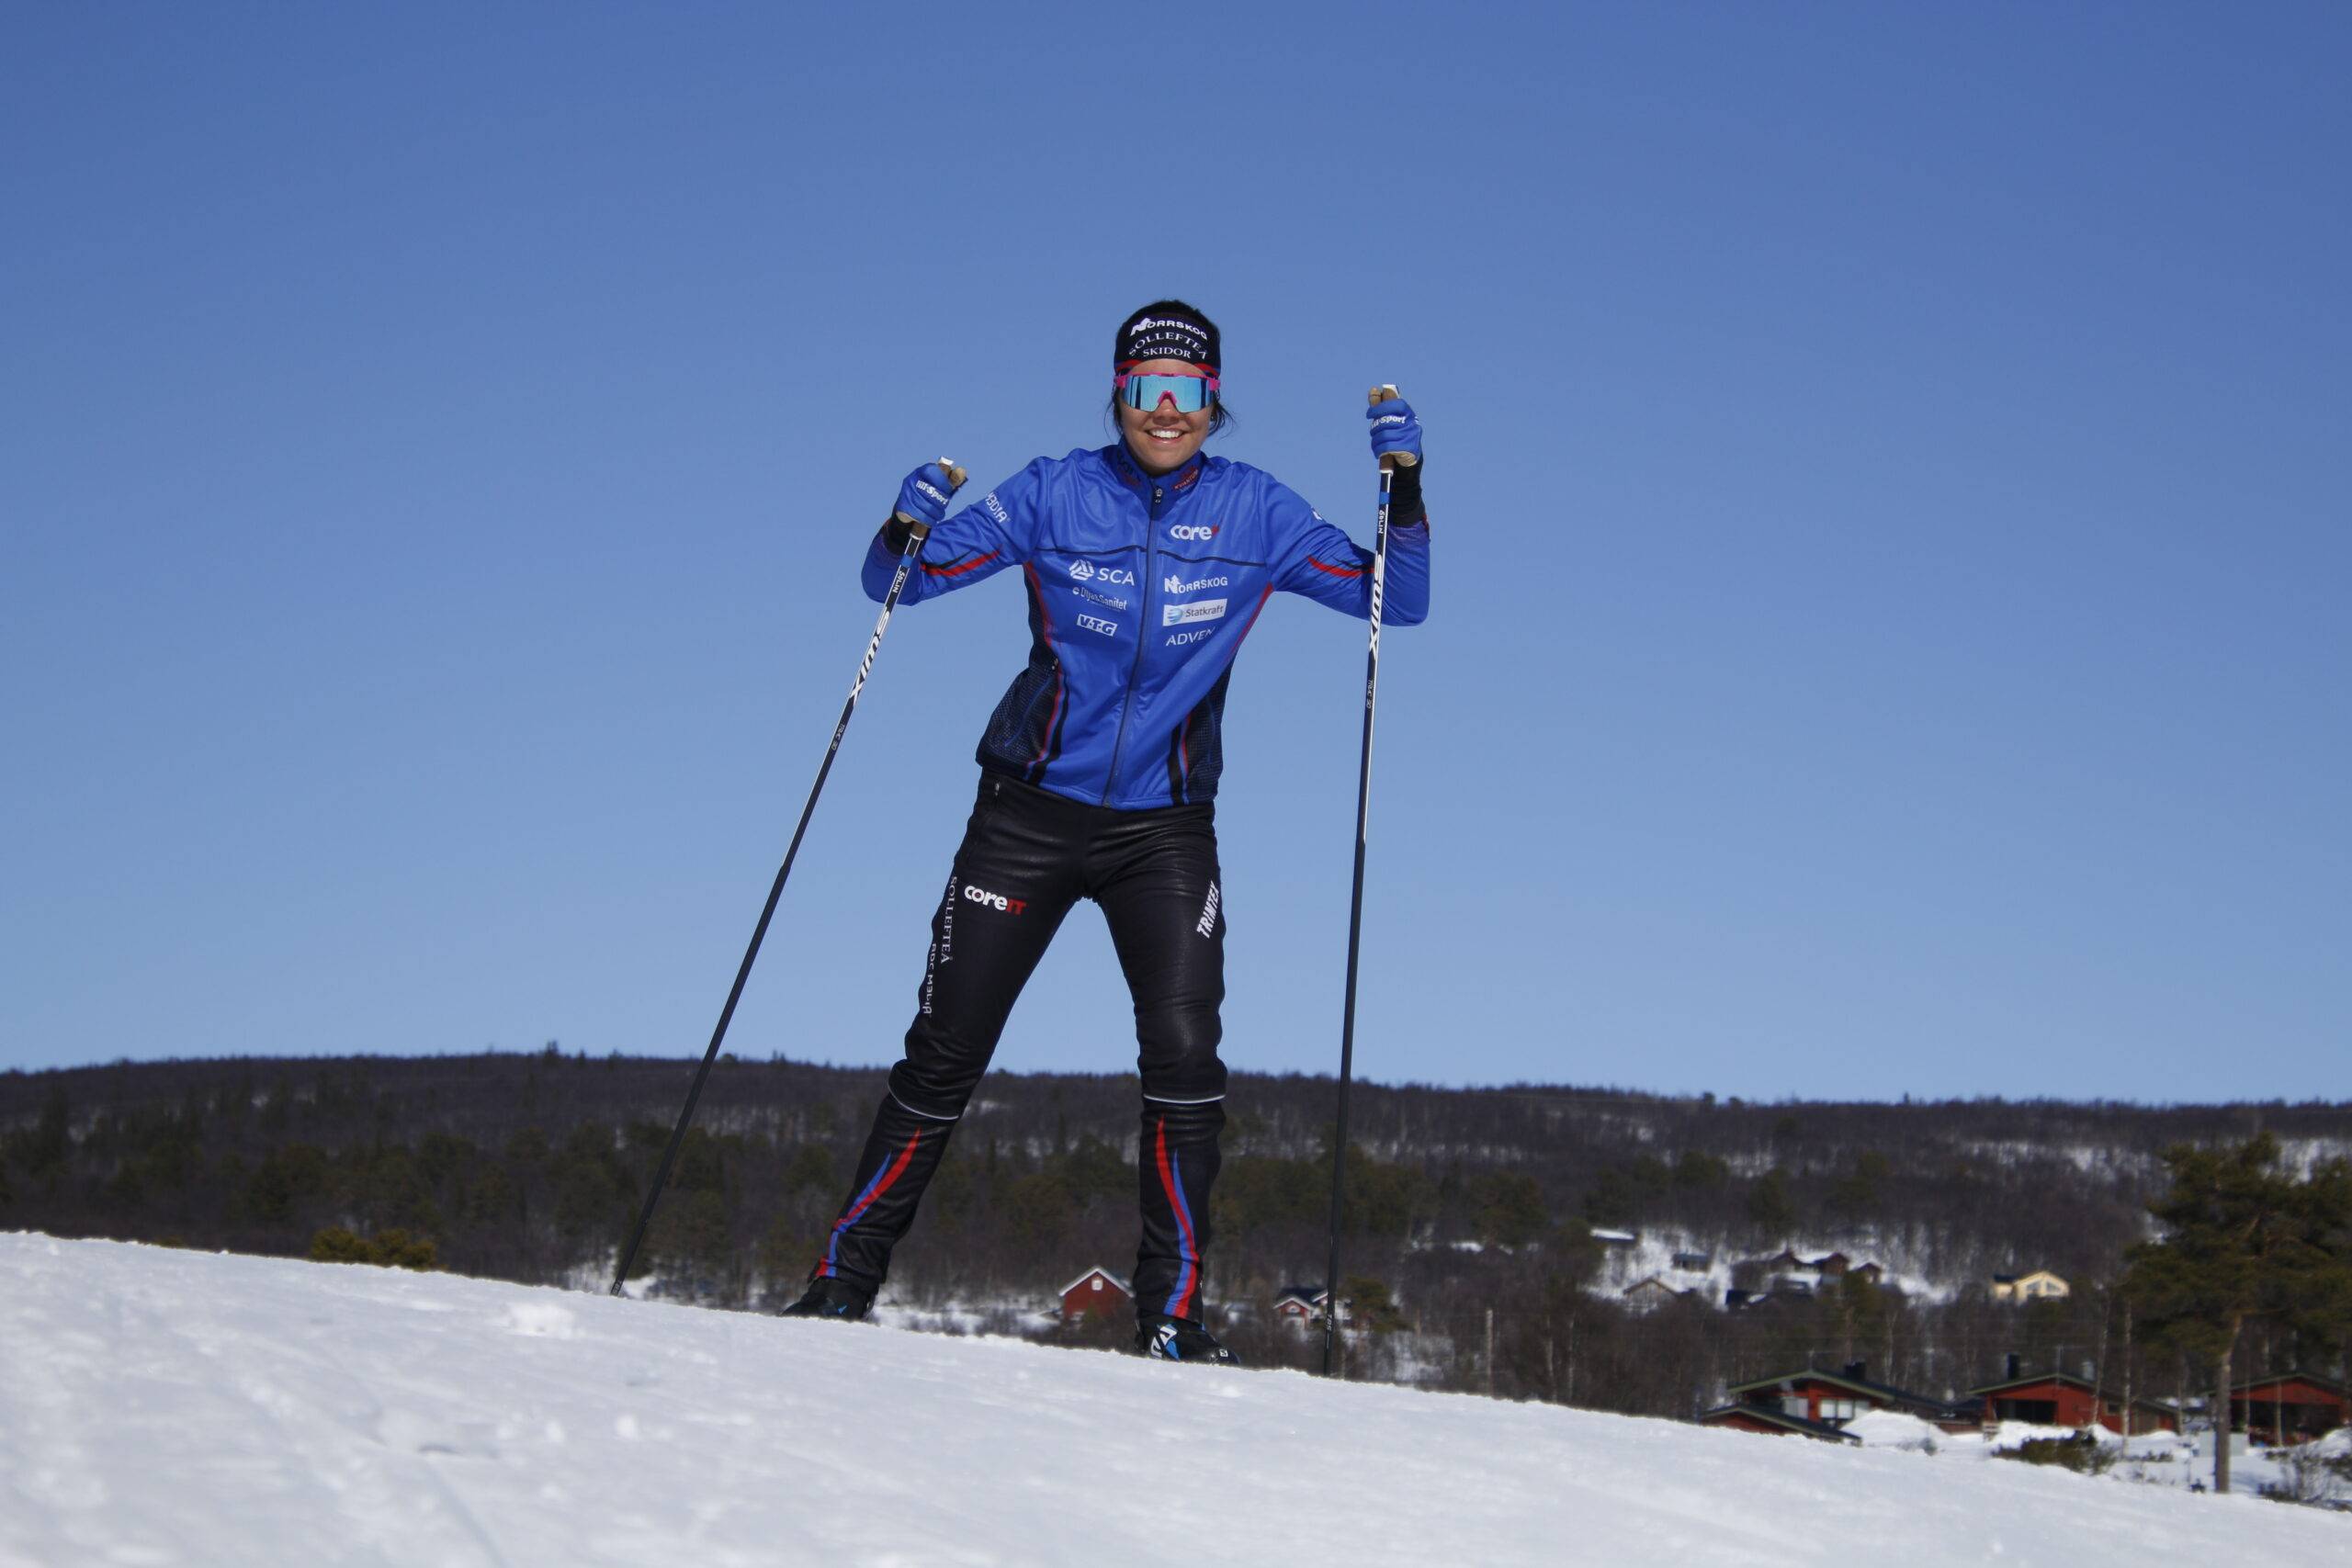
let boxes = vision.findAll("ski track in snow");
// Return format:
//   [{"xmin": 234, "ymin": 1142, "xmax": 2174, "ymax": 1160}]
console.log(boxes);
[{"xmin": 2, "ymin": 1235, "xmax": 2345, "ymax": 1566}]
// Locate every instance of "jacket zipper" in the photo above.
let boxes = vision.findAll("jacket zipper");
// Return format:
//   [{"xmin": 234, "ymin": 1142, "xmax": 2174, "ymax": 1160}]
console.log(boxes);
[{"xmin": 1101, "ymin": 477, "xmax": 1165, "ymax": 803}]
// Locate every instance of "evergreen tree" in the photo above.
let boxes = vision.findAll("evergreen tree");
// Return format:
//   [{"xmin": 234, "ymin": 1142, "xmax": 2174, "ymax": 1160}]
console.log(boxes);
[{"xmin": 2120, "ymin": 1135, "xmax": 2315, "ymax": 1494}]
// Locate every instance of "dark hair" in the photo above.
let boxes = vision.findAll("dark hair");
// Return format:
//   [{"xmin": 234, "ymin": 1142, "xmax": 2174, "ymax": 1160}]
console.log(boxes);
[{"xmin": 1107, "ymin": 298, "xmax": 1234, "ymax": 436}]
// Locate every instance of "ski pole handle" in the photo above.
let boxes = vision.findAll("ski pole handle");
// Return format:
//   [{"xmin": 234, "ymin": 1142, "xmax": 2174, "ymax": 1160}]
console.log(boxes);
[
  {"xmin": 1367, "ymin": 387, "xmax": 1418, "ymax": 470},
  {"xmin": 891, "ymin": 458, "xmax": 969, "ymax": 539}
]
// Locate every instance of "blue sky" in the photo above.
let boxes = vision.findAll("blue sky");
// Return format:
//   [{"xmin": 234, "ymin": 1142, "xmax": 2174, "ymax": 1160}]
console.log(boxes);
[{"xmin": 5, "ymin": 3, "xmax": 2346, "ymax": 1101}]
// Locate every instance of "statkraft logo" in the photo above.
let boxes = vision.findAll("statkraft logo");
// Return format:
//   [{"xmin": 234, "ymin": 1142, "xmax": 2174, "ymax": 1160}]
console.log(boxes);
[
  {"xmin": 1162, "ymin": 599, "xmax": 1227, "ymax": 627},
  {"xmin": 1164, "ymin": 572, "xmax": 1229, "ymax": 595},
  {"xmin": 1069, "ymin": 560, "xmax": 1137, "ymax": 587},
  {"xmin": 1169, "ymin": 523, "xmax": 1219, "ymax": 542},
  {"xmin": 962, "ymin": 884, "xmax": 1027, "ymax": 915},
  {"xmin": 1076, "ymin": 614, "xmax": 1118, "ymax": 637}
]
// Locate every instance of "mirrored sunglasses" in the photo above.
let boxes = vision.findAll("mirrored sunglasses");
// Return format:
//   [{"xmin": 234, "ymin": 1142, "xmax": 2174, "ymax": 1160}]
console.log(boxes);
[{"xmin": 1116, "ymin": 371, "xmax": 1219, "ymax": 414}]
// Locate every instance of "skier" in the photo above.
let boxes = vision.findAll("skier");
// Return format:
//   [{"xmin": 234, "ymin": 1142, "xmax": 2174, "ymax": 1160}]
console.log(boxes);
[{"xmin": 781, "ymin": 301, "xmax": 1430, "ymax": 1362}]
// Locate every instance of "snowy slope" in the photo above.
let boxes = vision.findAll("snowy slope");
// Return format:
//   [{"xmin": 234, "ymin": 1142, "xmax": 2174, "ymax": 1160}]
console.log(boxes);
[{"xmin": 2, "ymin": 1235, "xmax": 2343, "ymax": 1567}]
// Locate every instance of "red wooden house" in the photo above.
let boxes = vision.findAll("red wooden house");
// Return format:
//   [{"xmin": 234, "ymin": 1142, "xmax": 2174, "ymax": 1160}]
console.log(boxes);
[
  {"xmin": 1058, "ymin": 1267, "xmax": 1130, "ymax": 1323},
  {"xmin": 2230, "ymin": 1374, "xmax": 2348, "ymax": 1444},
  {"xmin": 1724, "ymin": 1365, "xmax": 1979, "ymax": 1435},
  {"xmin": 1970, "ymin": 1371, "xmax": 2178, "ymax": 1435},
  {"xmin": 1272, "ymin": 1283, "xmax": 1349, "ymax": 1329}
]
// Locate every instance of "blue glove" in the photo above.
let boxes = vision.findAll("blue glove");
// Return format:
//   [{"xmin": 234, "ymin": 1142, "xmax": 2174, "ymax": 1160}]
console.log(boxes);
[
  {"xmin": 892, "ymin": 460, "xmax": 964, "ymax": 528},
  {"xmin": 1367, "ymin": 396, "xmax": 1422, "ymax": 465}
]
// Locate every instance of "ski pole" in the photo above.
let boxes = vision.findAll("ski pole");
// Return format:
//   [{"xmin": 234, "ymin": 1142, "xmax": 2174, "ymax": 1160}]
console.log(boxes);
[
  {"xmin": 610, "ymin": 461, "xmax": 965, "ymax": 1298},
  {"xmin": 1321, "ymin": 390, "xmax": 1414, "ymax": 1375}
]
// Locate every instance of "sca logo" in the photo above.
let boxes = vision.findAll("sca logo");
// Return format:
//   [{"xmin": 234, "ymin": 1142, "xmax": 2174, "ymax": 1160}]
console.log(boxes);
[
  {"xmin": 1069, "ymin": 560, "xmax": 1137, "ymax": 587},
  {"xmin": 1075, "ymin": 614, "xmax": 1118, "ymax": 637},
  {"xmin": 1169, "ymin": 523, "xmax": 1220, "ymax": 542}
]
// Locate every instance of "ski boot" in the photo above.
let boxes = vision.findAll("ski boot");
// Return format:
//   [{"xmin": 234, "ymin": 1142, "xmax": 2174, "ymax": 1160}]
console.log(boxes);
[
  {"xmin": 778, "ymin": 1277, "xmax": 874, "ymax": 1321},
  {"xmin": 1136, "ymin": 1314, "xmax": 1239, "ymax": 1365}
]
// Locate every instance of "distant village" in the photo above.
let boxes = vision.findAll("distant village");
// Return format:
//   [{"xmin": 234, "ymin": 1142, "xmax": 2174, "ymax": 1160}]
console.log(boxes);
[{"xmin": 1044, "ymin": 1244, "xmax": 2349, "ymax": 1452}]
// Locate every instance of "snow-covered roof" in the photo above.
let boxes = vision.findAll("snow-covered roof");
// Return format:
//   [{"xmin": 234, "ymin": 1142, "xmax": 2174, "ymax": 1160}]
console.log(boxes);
[{"xmin": 1057, "ymin": 1267, "xmax": 1131, "ymax": 1298}]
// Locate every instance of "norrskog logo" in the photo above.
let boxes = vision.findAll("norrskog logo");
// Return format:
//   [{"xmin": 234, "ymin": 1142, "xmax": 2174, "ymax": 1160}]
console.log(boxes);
[
  {"xmin": 1069, "ymin": 560, "xmax": 1137, "ymax": 587},
  {"xmin": 1169, "ymin": 523, "xmax": 1220, "ymax": 542},
  {"xmin": 1164, "ymin": 572, "xmax": 1228, "ymax": 595},
  {"xmin": 1076, "ymin": 614, "xmax": 1118, "ymax": 637},
  {"xmin": 1162, "ymin": 599, "xmax": 1227, "ymax": 627}
]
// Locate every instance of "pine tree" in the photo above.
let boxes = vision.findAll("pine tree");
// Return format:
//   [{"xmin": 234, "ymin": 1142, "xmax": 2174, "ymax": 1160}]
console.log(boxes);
[{"xmin": 2120, "ymin": 1135, "xmax": 2312, "ymax": 1493}]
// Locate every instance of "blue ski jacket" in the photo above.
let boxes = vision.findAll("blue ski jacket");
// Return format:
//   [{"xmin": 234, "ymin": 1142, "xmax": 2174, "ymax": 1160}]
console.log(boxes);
[{"xmin": 862, "ymin": 443, "xmax": 1430, "ymax": 810}]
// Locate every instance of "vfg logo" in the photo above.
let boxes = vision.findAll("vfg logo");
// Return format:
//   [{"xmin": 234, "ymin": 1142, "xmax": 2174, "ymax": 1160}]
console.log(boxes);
[
  {"xmin": 963, "ymin": 885, "xmax": 1027, "ymax": 915},
  {"xmin": 1069, "ymin": 560, "xmax": 1136, "ymax": 586},
  {"xmin": 1076, "ymin": 614, "xmax": 1117, "ymax": 637},
  {"xmin": 1169, "ymin": 523, "xmax": 1219, "ymax": 542}
]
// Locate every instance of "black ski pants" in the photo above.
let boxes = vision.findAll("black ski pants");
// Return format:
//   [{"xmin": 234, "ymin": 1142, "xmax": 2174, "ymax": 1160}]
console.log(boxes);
[{"xmin": 811, "ymin": 773, "xmax": 1227, "ymax": 1321}]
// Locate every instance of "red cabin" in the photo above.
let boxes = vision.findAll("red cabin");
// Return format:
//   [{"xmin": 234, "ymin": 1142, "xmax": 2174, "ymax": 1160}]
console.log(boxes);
[
  {"xmin": 2231, "ymin": 1374, "xmax": 2348, "ymax": 1445},
  {"xmin": 1057, "ymin": 1268, "xmax": 1130, "ymax": 1323},
  {"xmin": 1970, "ymin": 1371, "xmax": 2178, "ymax": 1435},
  {"xmin": 1724, "ymin": 1366, "xmax": 1978, "ymax": 1435}
]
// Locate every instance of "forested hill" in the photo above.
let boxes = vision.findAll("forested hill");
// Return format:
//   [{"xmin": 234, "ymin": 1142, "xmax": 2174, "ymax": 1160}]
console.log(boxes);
[{"xmin": 5, "ymin": 1053, "xmax": 2347, "ymax": 1411}]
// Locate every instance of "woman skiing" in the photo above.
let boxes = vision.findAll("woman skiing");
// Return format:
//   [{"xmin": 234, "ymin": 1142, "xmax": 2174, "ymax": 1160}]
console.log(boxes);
[{"xmin": 783, "ymin": 300, "xmax": 1430, "ymax": 1362}]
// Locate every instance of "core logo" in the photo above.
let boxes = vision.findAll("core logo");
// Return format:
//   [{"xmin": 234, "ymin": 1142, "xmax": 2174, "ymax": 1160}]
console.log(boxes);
[
  {"xmin": 1162, "ymin": 598, "xmax": 1227, "ymax": 626},
  {"xmin": 983, "ymin": 492, "xmax": 1011, "ymax": 525},
  {"xmin": 1169, "ymin": 523, "xmax": 1220, "ymax": 542},
  {"xmin": 1069, "ymin": 561, "xmax": 1137, "ymax": 586},
  {"xmin": 962, "ymin": 884, "xmax": 1027, "ymax": 915},
  {"xmin": 1076, "ymin": 614, "xmax": 1118, "ymax": 637},
  {"xmin": 1164, "ymin": 572, "xmax": 1229, "ymax": 594},
  {"xmin": 1165, "ymin": 628, "xmax": 1214, "ymax": 647}
]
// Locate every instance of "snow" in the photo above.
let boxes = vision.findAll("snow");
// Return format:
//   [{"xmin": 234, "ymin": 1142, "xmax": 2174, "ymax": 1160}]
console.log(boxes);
[
  {"xmin": 1845, "ymin": 1409, "xmax": 1945, "ymax": 1451},
  {"xmin": 1586, "ymin": 1230, "xmax": 1954, "ymax": 1308},
  {"xmin": 4, "ymin": 1234, "xmax": 2346, "ymax": 1565}
]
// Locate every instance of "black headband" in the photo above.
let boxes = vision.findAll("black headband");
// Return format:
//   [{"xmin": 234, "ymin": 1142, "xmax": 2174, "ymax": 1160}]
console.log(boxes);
[{"xmin": 1115, "ymin": 309, "xmax": 1219, "ymax": 374}]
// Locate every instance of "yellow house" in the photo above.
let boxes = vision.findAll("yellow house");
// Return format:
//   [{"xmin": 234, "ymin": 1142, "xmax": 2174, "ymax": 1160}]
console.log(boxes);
[{"xmin": 1990, "ymin": 1269, "xmax": 2070, "ymax": 1303}]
